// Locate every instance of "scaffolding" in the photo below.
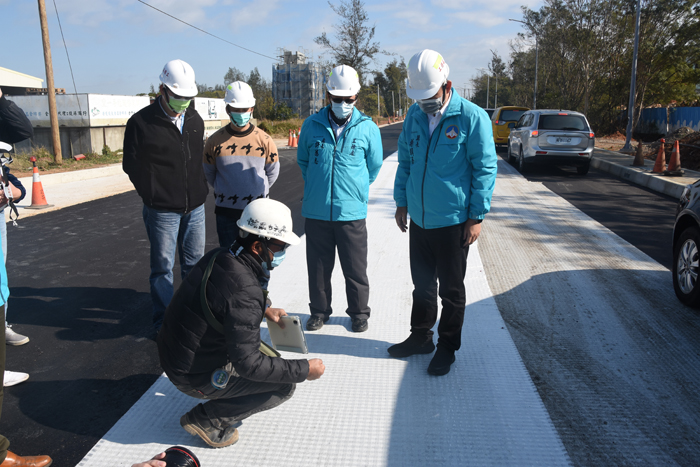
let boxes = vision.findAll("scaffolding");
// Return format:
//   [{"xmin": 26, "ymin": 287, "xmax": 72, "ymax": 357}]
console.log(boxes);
[{"xmin": 272, "ymin": 48, "xmax": 325, "ymax": 118}]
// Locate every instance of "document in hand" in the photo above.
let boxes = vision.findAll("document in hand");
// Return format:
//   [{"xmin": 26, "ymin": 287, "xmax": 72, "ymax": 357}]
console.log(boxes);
[{"xmin": 267, "ymin": 315, "xmax": 309, "ymax": 354}]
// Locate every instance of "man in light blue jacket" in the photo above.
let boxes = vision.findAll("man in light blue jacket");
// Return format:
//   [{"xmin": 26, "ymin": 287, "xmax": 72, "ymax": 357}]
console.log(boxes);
[
  {"xmin": 390, "ymin": 50, "xmax": 497, "ymax": 376},
  {"xmin": 297, "ymin": 65, "xmax": 383, "ymax": 333}
]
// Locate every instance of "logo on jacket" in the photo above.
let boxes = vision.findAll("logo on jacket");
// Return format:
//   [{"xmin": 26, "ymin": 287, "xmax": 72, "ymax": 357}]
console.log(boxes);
[{"xmin": 445, "ymin": 126, "xmax": 459, "ymax": 139}]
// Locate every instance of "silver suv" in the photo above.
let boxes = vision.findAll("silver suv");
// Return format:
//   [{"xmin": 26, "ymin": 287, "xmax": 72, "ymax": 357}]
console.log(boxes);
[{"xmin": 507, "ymin": 109, "xmax": 595, "ymax": 175}]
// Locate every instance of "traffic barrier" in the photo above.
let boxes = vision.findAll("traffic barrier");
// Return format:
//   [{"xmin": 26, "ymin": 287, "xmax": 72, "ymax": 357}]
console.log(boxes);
[
  {"xmin": 632, "ymin": 143, "xmax": 645, "ymax": 166},
  {"xmin": 651, "ymin": 139, "xmax": 666, "ymax": 173},
  {"xmin": 287, "ymin": 129, "xmax": 293, "ymax": 148},
  {"xmin": 665, "ymin": 140, "xmax": 685, "ymax": 176},
  {"xmin": 25, "ymin": 156, "xmax": 53, "ymax": 210},
  {"xmin": 291, "ymin": 131, "xmax": 298, "ymax": 148}
]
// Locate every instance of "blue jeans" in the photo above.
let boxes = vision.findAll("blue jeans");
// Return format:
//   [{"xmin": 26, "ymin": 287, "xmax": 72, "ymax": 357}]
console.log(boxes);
[
  {"xmin": 1, "ymin": 211, "xmax": 8, "ymax": 324},
  {"xmin": 216, "ymin": 213, "xmax": 242, "ymax": 248},
  {"xmin": 143, "ymin": 204, "xmax": 206, "ymax": 328}
]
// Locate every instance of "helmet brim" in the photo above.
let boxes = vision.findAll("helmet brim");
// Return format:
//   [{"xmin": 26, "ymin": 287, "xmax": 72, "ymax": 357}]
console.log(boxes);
[
  {"xmin": 406, "ymin": 83, "xmax": 442, "ymax": 101},
  {"xmin": 326, "ymin": 84, "xmax": 361, "ymax": 97},
  {"xmin": 237, "ymin": 224, "xmax": 301, "ymax": 246},
  {"xmin": 163, "ymin": 82, "xmax": 198, "ymax": 98}
]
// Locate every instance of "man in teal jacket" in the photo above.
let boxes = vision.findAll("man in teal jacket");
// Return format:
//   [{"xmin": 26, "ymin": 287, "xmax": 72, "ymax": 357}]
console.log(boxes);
[
  {"xmin": 297, "ymin": 65, "xmax": 383, "ymax": 333},
  {"xmin": 390, "ymin": 50, "xmax": 497, "ymax": 376}
]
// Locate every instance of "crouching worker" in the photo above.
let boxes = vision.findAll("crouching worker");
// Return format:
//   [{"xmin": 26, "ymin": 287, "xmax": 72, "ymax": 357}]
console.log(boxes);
[{"xmin": 157, "ymin": 198, "xmax": 325, "ymax": 448}]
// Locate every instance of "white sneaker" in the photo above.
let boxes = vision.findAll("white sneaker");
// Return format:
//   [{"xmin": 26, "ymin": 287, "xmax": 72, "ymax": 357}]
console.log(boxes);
[
  {"xmin": 5, "ymin": 325, "xmax": 29, "ymax": 346},
  {"xmin": 4, "ymin": 370, "xmax": 29, "ymax": 387}
]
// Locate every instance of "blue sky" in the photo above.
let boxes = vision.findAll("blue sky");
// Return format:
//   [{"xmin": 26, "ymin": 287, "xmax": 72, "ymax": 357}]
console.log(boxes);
[{"xmin": 2, "ymin": 0, "xmax": 542, "ymax": 100}]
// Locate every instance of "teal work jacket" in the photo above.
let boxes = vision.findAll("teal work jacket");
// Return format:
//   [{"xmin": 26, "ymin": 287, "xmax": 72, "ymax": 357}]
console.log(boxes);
[
  {"xmin": 394, "ymin": 93, "xmax": 497, "ymax": 229},
  {"xmin": 297, "ymin": 106, "xmax": 383, "ymax": 221}
]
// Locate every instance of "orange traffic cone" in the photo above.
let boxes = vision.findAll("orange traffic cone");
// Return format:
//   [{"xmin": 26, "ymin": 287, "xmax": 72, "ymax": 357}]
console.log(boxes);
[
  {"xmin": 287, "ymin": 129, "xmax": 293, "ymax": 147},
  {"xmin": 665, "ymin": 140, "xmax": 684, "ymax": 176},
  {"xmin": 291, "ymin": 131, "xmax": 298, "ymax": 148},
  {"xmin": 26, "ymin": 156, "xmax": 53, "ymax": 209},
  {"xmin": 651, "ymin": 139, "xmax": 666, "ymax": 173}
]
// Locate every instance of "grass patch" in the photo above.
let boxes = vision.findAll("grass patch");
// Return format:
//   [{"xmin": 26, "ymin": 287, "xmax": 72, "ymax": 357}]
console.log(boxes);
[
  {"xmin": 257, "ymin": 119, "xmax": 306, "ymax": 138},
  {"xmin": 10, "ymin": 145, "xmax": 123, "ymax": 175}
]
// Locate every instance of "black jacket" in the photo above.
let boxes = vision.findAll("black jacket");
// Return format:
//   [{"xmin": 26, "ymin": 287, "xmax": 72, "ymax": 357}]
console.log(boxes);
[
  {"xmin": 157, "ymin": 247, "xmax": 309, "ymax": 392},
  {"xmin": 122, "ymin": 97, "xmax": 208, "ymax": 213},
  {"xmin": 0, "ymin": 95, "xmax": 34, "ymax": 144}
]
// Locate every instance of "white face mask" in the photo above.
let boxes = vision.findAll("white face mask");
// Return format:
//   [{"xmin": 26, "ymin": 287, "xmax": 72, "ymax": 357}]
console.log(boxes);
[{"xmin": 331, "ymin": 101, "xmax": 355, "ymax": 120}]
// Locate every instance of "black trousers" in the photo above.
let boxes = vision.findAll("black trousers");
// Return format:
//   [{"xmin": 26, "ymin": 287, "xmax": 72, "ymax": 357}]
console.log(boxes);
[
  {"xmin": 305, "ymin": 218, "xmax": 371, "ymax": 320},
  {"xmin": 179, "ymin": 366, "xmax": 295, "ymax": 431},
  {"xmin": 409, "ymin": 221, "xmax": 469, "ymax": 352}
]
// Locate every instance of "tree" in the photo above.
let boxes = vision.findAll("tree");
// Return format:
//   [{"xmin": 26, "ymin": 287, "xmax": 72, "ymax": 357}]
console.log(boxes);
[
  {"xmin": 196, "ymin": 83, "xmax": 225, "ymax": 98},
  {"xmin": 224, "ymin": 67, "xmax": 247, "ymax": 86},
  {"xmin": 383, "ymin": 58, "xmax": 408, "ymax": 115},
  {"xmin": 313, "ymin": 0, "xmax": 387, "ymax": 84}
]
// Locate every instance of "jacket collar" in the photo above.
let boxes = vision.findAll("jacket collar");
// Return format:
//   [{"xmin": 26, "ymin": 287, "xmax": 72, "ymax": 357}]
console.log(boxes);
[
  {"xmin": 410, "ymin": 91, "xmax": 463, "ymax": 128},
  {"xmin": 233, "ymin": 246, "xmax": 266, "ymax": 279},
  {"xmin": 154, "ymin": 95, "xmax": 195, "ymax": 123}
]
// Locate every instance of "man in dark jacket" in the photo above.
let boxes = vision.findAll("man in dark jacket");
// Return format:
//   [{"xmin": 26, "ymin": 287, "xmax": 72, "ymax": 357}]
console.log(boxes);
[
  {"xmin": 123, "ymin": 60, "xmax": 209, "ymax": 330},
  {"xmin": 158, "ymin": 199, "xmax": 325, "ymax": 449}
]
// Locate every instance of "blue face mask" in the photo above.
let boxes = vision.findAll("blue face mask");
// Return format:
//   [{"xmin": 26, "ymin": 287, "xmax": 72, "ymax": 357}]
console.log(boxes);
[
  {"xmin": 331, "ymin": 101, "xmax": 354, "ymax": 120},
  {"xmin": 262, "ymin": 248, "xmax": 286, "ymax": 270},
  {"xmin": 229, "ymin": 111, "xmax": 252, "ymax": 127}
]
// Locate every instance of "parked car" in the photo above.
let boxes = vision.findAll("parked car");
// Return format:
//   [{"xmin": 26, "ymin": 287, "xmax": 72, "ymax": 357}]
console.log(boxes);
[
  {"xmin": 491, "ymin": 106, "xmax": 529, "ymax": 146},
  {"xmin": 507, "ymin": 109, "xmax": 595, "ymax": 175},
  {"xmin": 673, "ymin": 181, "xmax": 700, "ymax": 307},
  {"xmin": 484, "ymin": 108, "xmax": 495, "ymax": 118}
]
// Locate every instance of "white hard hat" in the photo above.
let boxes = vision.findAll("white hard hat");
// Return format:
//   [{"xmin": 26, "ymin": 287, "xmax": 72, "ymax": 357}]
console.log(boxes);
[
  {"xmin": 326, "ymin": 65, "xmax": 361, "ymax": 96},
  {"xmin": 406, "ymin": 50, "xmax": 450, "ymax": 100},
  {"xmin": 225, "ymin": 81, "xmax": 256, "ymax": 108},
  {"xmin": 159, "ymin": 59, "xmax": 198, "ymax": 98},
  {"xmin": 237, "ymin": 198, "xmax": 300, "ymax": 246}
]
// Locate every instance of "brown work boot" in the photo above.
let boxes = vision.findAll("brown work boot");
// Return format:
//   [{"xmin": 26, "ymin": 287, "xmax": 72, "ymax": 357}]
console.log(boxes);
[{"xmin": 0, "ymin": 451, "xmax": 52, "ymax": 467}]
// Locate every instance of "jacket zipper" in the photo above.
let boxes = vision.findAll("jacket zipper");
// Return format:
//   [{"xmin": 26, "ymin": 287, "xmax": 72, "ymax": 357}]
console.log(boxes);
[
  {"xmin": 326, "ymin": 114, "xmax": 368, "ymax": 221},
  {"xmin": 182, "ymin": 113, "xmax": 189, "ymax": 213},
  {"xmin": 421, "ymin": 119, "xmax": 446, "ymax": 227}
]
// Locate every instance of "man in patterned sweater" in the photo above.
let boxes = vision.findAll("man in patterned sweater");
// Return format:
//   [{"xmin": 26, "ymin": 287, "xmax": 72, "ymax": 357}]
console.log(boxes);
[{"xmin": 203, "ymin": 82, "xmax": 280, "ymax": 248}]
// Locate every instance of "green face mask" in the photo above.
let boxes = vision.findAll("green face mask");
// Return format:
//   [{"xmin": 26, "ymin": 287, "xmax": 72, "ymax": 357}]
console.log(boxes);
[{"xmin": 167, "ymin": 94, "xmax": 191, "ymax": 113}]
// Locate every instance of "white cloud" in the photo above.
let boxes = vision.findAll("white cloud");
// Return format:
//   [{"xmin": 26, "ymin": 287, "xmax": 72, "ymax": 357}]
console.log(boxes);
[{"xmin": 452, "ymin": 10, "xmax": 509, "ymax": 28}]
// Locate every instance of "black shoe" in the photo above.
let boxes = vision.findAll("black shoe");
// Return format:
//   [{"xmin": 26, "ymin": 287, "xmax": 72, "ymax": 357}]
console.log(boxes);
[
  {"xmin": 180, "ymin": 411, "xmax": 239, "ymax": 448},
  {"xmin": 427, "ymin": 346, "xmax": 456, "ymax": 376},
  {"xmin": 306, "ymin": 315, "xmax": 329, "ymax": 331},
  {"xmin": 387, "ymin": 333, "xmax": 435, "ymax": 358},
  {"xmin": 351, "ymin": 318, "xmax": 368, "ymax": 333}
]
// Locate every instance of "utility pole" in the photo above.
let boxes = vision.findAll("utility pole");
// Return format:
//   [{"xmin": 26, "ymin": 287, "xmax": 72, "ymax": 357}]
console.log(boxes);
[
  {"xmin": 37, "ymin": 0, "xmax": 62, "ymax": 163},
  {"xmin": 494, "ymin": 75, "xmax": 498, "ymax": 108},
  {"xmin": 392, "ymin": 91, "xmax": 395, "ymax": 117},
  {"xmin": 510, "ymin": 18, "xmax": 539, "ymax": 109},
  {"xmin": 622, "ymin": 0, "xmax": 642, "ymax": 152},
  {"xmin": 377, "ymin": 84, "xmax": 380, "ymax": 118},
  {"xmin": 478, "ymin": 68, "xmax": 490, "ymax": 108}
]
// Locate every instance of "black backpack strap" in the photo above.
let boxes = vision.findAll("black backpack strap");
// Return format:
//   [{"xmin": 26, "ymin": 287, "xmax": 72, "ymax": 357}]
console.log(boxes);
[{"xmin": 200, "ymin": 248, "xmax": 227, "ymax": 334}]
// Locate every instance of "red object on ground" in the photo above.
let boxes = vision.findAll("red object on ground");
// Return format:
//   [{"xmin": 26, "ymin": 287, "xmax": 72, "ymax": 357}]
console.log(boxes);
[{"xmin": 651, "ymin": 139, "xmax": 666, "ymax": 173}]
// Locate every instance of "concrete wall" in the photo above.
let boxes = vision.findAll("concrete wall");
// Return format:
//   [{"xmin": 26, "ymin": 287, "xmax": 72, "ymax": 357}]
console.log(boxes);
[{"xmin": 12, "ymin": 126, "xmax": 127, "ymax": 157}]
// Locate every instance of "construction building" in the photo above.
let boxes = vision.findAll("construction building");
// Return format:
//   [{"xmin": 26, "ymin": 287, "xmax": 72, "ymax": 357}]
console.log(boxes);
[{"xmin": 272, "ymin": 49, "xmax": 325, "ymax": 118}]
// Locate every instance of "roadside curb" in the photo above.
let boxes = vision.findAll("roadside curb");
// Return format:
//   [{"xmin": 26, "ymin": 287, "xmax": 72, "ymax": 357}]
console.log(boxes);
[{"xmin": 592, "ymin": 149, "xmax": 698, "ymax": 199}]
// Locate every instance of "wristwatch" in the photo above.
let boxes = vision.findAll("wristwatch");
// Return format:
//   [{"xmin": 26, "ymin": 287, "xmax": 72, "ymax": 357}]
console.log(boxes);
[{"xmin": 471, "ymin": 218, "xmax": 483, "ymax": 224}]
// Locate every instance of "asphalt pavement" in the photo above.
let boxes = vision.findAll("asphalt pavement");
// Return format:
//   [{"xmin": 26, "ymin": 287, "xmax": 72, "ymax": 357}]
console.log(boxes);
[{"xmin": 2, "ymin": 122, "xmax": 696, "ymax": 466}]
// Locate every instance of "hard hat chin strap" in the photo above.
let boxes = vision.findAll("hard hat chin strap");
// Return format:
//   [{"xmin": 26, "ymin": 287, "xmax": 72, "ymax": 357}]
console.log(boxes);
[{"xmin": 258, "ymin": 237, "xmax": 273, "ymax": 271}]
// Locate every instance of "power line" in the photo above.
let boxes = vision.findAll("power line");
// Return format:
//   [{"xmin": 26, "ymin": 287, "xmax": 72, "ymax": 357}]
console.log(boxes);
[
  {"xmin": 136, "ymin": 0, "xmax": 277, "ymax": 61},
  {"xmin": 52, "ymin": 0, "xmax": 85, "ymax": 121}
]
